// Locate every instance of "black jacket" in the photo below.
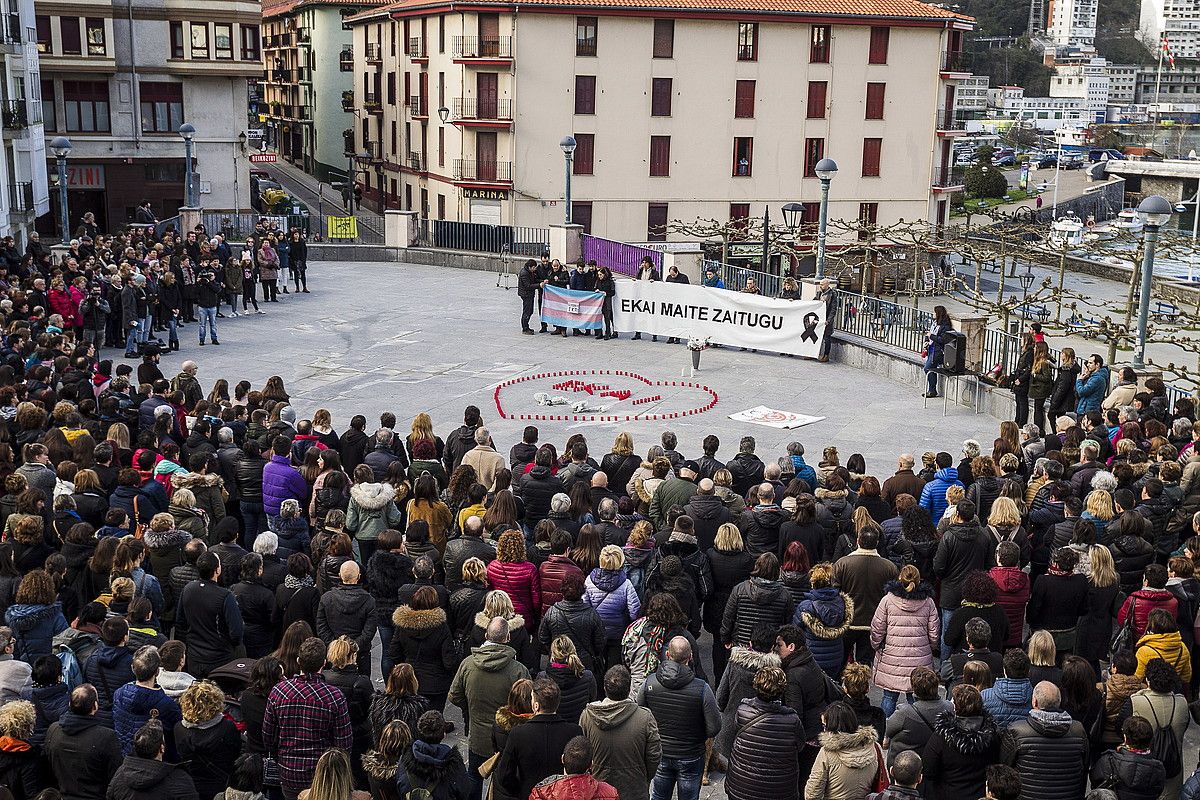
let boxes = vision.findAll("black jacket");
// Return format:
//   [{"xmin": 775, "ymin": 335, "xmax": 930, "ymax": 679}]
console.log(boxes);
[
  {"xmin": 780, "ymin": 646, "xmax": 829, "ymax": 737},
  {"xmin": 922, "ymin": 713, "xmax": 1001, "ymax": 800},
  {"xmin": 636, "ymin": 660, "xmax": 721, "ymax": 759},
  {"xmin": 82, "ymin": 645, "xmax": 134, "ymax": 711},
  {"xmin": 449, "ymin": 582, "xmax": 489, "ymax": 637},
  {"xmin": 366, "ymin": 549, "xmax": 415, "ymax": 625},
  {"xmin": 518, "ymin": 465, "xmax": 560, "ymax": 526},
  {"xmin": 230, "ymin": 578, "xmax": 276, "ymax": 658},
  {"xmin": 401, "ymin": 741, "xmax": 470, "ymax": 800},
  {"xmin": 537, "ymin": 600, "xmax": 607, "ymax": 673},
  {"xmin": 0, "ymin": 742, "xmax": 43, "ymax": 800},
  {"xmin": 742, "ymin": 505, "xmax": 787, "ymax": 557},
  {"xmin": 105, "ymin": 756, "xmax": 198, "ymax": 800},
  {"xmin": 233, "ymin": 454, "xmax": 266, "ymax": 502},
  {"xmin": 1027, "ymin": 572, "xmax": 1090, "ymax": 633},
  {"xmin": 720, "ymin": 577, "xmax": 794, "ymax": 647},
  {"xmin": 389, "ymin": 606, "xmax": 457, "ymax": 695},
  {"xmin": 696, "ymin": 455, "xmax": 725, "ymax": 481},
  {"xmin": 339, "ymin": 428, "xmax": 371, "ymax": 473},
  {"xmin": 1090, "ymin": 748, "xmax": 1166, "ymax": 800},
  {"xmin": 45, "ymin": 712, "xmax": 122, "ymax": 800},
  {"xmin": 442, "ymin": 536, "xmax": 495, "ymax": 592},
  {"xmin": 173, "ymin": 717, "xmax": 241, "ymax": 800},
  {"xmin": 321, "ymin": 666, "xmax": 374, "ymax": 754},
  {"xmin": 932, "ymin": 521, "xmax": 993, "ymax": 609},
  {"xmin": 600, "ymin": 454, "xmax": 641, "ymax": 498},
  {"xmin": 538, "ymin": 663, "xmax": 596, "ymax": 725},
  {"xmin": 317, "ymin": 583, "xmax": 378, "ymax": 655},
  {"xmin": 443, "ymin": 424, "xmax": 480, "ymax": 474},
  {"xmin": 1001, "ymin": 710, "xmax": 1089, "ymax": 800},
  {"xmin": 175, "ymin": 579, "xmax": 244, "ymax": 671},
  {"xmin": 703, "ymin": 548, "xmax": 754, "ymax": 634},
  {"xmin": 726, "ymin": 454, "xmax": 766, "ymax": 497},
  {"xmin": 494, "ymin": 714, "xmax": 584, "ymax": 800},
  {"xmin": 724, "ymin": 697, "xmax": 806, "ymax": 800},
  {"xmin": 1111, "ymin": 535, "xmax": 1156, "ymax": 593}
]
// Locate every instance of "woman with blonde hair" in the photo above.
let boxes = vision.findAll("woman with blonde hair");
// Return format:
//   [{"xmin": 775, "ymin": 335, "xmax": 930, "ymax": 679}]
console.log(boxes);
[
  {"xmin": 793, "ymin": 562, "xmax": 853, "ymax": 679},
  {"xmin": 448, "ymin": 557, "xmax": 490, "ymax": 638},
  {"xmin": 538, "ymin": 634, "xmax": 595, "ymax": 725},
  {"xmin": 585, "ymin": 544, "xmax": 640, "ymax": 669},
  {"xmin": 621, "ymin": 520, "xmax": 659, "ymax": 601},
  {"xmin": 363, "ymin": 720, "xmax": 411, "ymax": 800},
  {"xmin": 1027, "ymin": 629, "xmax": 1061, "ymax": 685},
  {"xmin": 870, "ymin": 564, "xmax": 939, "ymax": 717},
  {"xmin": 469, "ymin": 589, "xmax": 535, "ymax": 669},
  {"xmin": 405, "ymin": 412, "xmax": 444, "ymax": 464},
  {"xmin": 601, "ymin": 432, "xmax": 640, "ymax": 496},
  {"xmin": 105, "ymin": 423, "xmax": 131, "ymax": 467},
  {"xmin": 323, "ymin": 636, "xmax": 374, "ymax": 772},
  {"xmin": 174, "ymin": 681, "xmax": 241, "ymax": 800},
  {"xmin": 1081, "ymin": 489, "xmax": 1115, "ymax": 542},
  {"xmin": 985, "ymin": 496, "xmax": 1031, "ymax": 567},
  {"xmin": 486, "ymin": 530, "xmax": 540, "ymax": 627},
  {"xmin": 298, "ymin": 749, "xmax": 370, "ymax": 800},
  {"xmin": 706, "ymin": 522, "xmax": 754, "ymax": 683}
]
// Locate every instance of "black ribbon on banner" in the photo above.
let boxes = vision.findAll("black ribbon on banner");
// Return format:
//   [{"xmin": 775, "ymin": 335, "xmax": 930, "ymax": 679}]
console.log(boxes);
[{"xmin": 801, "ymin": 312, "xmax": 820, "ymax": 343}]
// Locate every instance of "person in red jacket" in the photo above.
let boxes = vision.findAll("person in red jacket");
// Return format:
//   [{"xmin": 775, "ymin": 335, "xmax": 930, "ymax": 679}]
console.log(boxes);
[
  {"xmin": 529, "ymin": 735, "xmax": 617, "ymax": 800},
  {"xmin": 487, "ymin": 530, "xmax": 542, "ymax": 630},
  {"xmin": 1117, "ymin": 563, "xmax": 1179, "ymax": 639},
  {"xmin": 538, "ymin": 531, "xmax": 583, "ymax": 615},
  {"xmin": 989, "ymin": 541, "xmax": 1031, "ymax": 649}
]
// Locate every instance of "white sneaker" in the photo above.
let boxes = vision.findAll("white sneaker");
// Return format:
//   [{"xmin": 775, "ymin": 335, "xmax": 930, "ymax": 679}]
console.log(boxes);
[
  {"xmin": 231, "ymin": 311, "xmax": 240, "ymax": 318},
  {"xmin": 256, "ymin": 309, "xmax": 266, "ymax": 315}
]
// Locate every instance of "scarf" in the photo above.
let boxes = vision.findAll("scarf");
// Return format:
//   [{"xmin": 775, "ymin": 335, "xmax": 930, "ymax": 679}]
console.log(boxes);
[
  {"xmin": 283, "ymin": 574, "xmax": 314, "ymax": 590},
  {"xmin": 1047, "ymin": 565, "xmax": 1071, "ymax": 577}
]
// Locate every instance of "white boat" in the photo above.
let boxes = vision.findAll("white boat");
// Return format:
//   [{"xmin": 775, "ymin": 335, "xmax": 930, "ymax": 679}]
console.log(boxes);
[
  {"xmin": 1116, "ymin": 208, "xmax": 1144, "ymax": 234},
  {"xmin": 1051, "ymin": 214, "xmax": 1086, "ymax": 247}
]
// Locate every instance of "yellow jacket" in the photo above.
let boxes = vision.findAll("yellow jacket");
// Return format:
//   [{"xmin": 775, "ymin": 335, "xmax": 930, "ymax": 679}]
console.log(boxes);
[{"xmin": 1135, "ymin": 631, "xmax": 1192, "ymax": 685}]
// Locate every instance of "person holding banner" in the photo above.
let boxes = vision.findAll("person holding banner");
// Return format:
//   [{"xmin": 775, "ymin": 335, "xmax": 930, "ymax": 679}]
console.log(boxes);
[
  {"xmin": 546, "ymin": 261, "xmax": 570, "ymax": 337},
  {"xmin": 518, "ymin": 259, "xmax": 540, "ymax": 335},
  {"xmin": 632, "ymin": 257, "xmax": 659, "ymax": 343},
  {"xmin": 595, "ymin": 266, "xmax": 616, "ymax": 340}
]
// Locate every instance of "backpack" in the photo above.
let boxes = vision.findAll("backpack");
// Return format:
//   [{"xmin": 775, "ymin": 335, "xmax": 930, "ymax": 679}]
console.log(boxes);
[
  {"xmin": 1147, "ymin": 697, "xmax": 1182, "ymax": 779},
  {"xmin": 53, "ymin": 641, "xmax": 84, "ymax": 689},
  {"xmin": 621, "ymin": 618, "xmax": 665, "ymax": 679}
]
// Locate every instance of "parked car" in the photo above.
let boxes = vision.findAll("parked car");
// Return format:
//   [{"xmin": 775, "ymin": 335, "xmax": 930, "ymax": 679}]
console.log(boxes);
[{"xmin": 992, "ymin": 154, "xmax": 1017, "ymax": 167}]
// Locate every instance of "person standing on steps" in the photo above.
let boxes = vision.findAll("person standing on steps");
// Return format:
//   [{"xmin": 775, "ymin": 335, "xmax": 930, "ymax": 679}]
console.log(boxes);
[{"xmin": 290, "ymin": 230, "xmax": 309, "ymax": 293}]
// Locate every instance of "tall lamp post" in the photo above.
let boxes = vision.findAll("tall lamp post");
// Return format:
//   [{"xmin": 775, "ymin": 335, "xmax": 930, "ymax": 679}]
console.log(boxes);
[
  {"xmin": 781, "ymin": 202, "xmax": 803, "ymax": 275},
  {"xmin": 49, "ymin": 136, "xmax": 72, "ymax": 240},
  {"xmin": 560, "ymin": 135, "xmax": 576, "ymax": 225},
  {"xmin": 1134, "ymin": 194, "xmax": 1174, "ymax": 369},
  {"xmin": 178, "ymin": 123, "xmax": 196, "ymax": 207},
  {"xmin": 814, "ymin": 158, "xmax": 838, "ymax": 279}
]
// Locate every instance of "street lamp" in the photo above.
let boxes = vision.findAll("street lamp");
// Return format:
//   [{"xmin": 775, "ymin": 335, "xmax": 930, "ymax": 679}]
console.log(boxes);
[
  {"xmin": 559, "ymin": 135, "xmax": 576, "ymax": 225},
  {"xmin": 178, "ymin": 122, "xmax": 196, "ymax": 208},
  {"xmin": 49, "ymin": 136, "xmax": 72, "ymax": 240},
  {"xmin": 814, "ymin": 157, "xmax": 838, "ymax": 279},
  {"xmin": 1134, "ymin": 194, "xmax": 1174, "ymax": 369},
  {"xmin": 437, "ymin": 106, "xmax": 449, "ymax": 124},
  {"xmin": 781, "ymin": 202, "xmax": 804, "ymax": 231}
]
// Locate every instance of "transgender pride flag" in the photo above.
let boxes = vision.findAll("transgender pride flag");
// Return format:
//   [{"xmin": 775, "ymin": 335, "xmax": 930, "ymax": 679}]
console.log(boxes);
[{"xmin": 541, "ymin": 285, "xmax": 604, "ymax": 331}]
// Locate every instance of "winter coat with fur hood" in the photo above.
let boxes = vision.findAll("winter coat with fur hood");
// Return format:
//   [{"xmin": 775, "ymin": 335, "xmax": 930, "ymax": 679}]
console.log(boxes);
[
  {"xmin": 869, "ymin": 581, "xmax": 939, "ymax": 692},
  {"xmin": 921, "ymin": 713, "xmax": 1001, "ymax": 800},
  {"xmin": 804, "ymin": 725, "xmax": 879, "ymax": 800},
  {"xmin": 345, "ymin": 483, "xmax": 402, "ymax": 542},
  {"xmin": 714, "ymin": 647, "xmax": 781, "ymax": 756},
  {"xmin": 170, "ymin": 472, "xmax": 227, "ymax": 531},
  {"xmin": 793, "ymin": 587, "xmax": 854, "ymax": 673},
  {"xmin": 389, "ymin": 605, "xmax": 458, "ymax": 695}
]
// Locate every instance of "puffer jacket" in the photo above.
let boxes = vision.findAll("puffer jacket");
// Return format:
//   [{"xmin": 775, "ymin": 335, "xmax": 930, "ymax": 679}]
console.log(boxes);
[
  {"xmin": 584, "ymin": 568, "xmax": 640, "ymax": 642},
  {"xmin": 345, "ymin": 482, "xmax": 402, "ymax": 542},
  {"xmin": 538, "ymin": 662, "xmax": 596, "ymax": 726},
  {"xmin": 1135, "ymin": 631, "xmax": 1191, "ymax": 683},
  {"xmin": 720, "ymin": 577, "xmax": 794, "ymax": 647},
  {"xmin": 815, "ymin": 490, "xmax": 855, "ymax": 561},
  {"xmin": 703, "ymin": 548, "xmax": 753, "ymax": 634},
  {"xmin": 366, "ymin": 549, "xmax": 414, "ymax": 628},
  {"xmin": 538, "ymin": 555, "xmax": 584, "ymax": 614},
  {"xmin": 922, "ymin": 713, "xmax": 1001, "ymax": 800},
  {"xmin": 715, "ymin": 647, "xmax": 781, "ymax": 756},
  {"xmin": 1000, "ymin": 709, "xmax": 1089, "ymax": 800},
  {"xmin": 932, "ymin": 520, "xmax": 992, "ymax": 610},
  {"xmin": 112, "ymin": 683, "xmax": 182, "ymax": 756},
  {"xmin": 725, "ymin": 696, "xmax": 806, "ymax": 800},
  {"xmin": 1111, "ymin": 535, "xmax": 1156, "ymax": 593},
  {"xmin": 981, "ymin": 678, "xmax": 1033, "ymax": 728},
  {"xmin": 966, "ymin": 476, "xmax": 1002, "ymax": 523},
  {"xmin": 1136, "ymin": 493, "xmax": 1177, "ymax": 558},
  {"xmin": 920, "ymin": 467, "xmax": 963, "ymax": 522},
  {"xmin": 805, "ymin": 726, "xmax": 878, "ymax": 800},
  {"xmin": 1119, "ymin": 587, "xmax": 1179, "ymax": 638},
  {"xmin": 5, "ymin": 602, "xmax": 68, "ymax": 663},
  {"xmin": 1091, "ymin": 747, "xmax": 1166, "ymax": 800},
  {"xmin": 794, "ymin": 587, "xmax": 854, "ymax": 674},
  {"xmin": 448, "ymin": 581, "xmax": 489, "ymax": 637},
  {"xmin": 486, "ymin": 559, "xmax": 541, "ymax": 625},
  {"xmin": 234, "ymin": 453, "xmax": 266, "ymax": 502},
  {"xmin": 538, "ymin": 599, "xmax": 607, "ymax": 673},
  {"xmin": 869, "ymin": 582, "xmax": 939, "ymax": 693},
  {"xmin": 518, "ymin": 465, "xmax": 560, "ymax": 526},
  {"xmin": 988, "ymin": 566, "xmax": 1031, "ymax": 648},
  {"xmin": 261, "ymin": 455, "xmax": 305, "ymax": 516}
]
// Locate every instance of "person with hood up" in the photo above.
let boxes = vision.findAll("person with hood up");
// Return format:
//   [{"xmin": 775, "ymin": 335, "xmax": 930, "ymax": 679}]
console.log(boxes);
[
  {"xmin": 112, "ymin": 645, "xmax": 183, "ymax": 757},
  {"xmin": 635, "ymin": 636, "xmax": 720, "ymax": 800},
  {"xmin": 584, "ymin": 545, "xmax": 641, "ymax": 670},
  {"xmin": 317, "ymin": 560, "xmax": 378, "ymax": 677},
  {"xmin": 400, "ymin": 711, "xmax": 470, "ymax": 800},
  {"xmin": 1076, "ymin": 354, "xmax": 1111, "ymax": 415},
  {"xmin": 173, "ymin": 679, "xmax": 241, "ymax": 800},
  {"xmin": 804, "ymin": 700, "xmax": 880, "ymax": 800},
  {"xmin": 714, "ymin": 623, "xmax": 780, "ymax": 758},
  {"xmin": 999, "ymin": 681, "xmax": 1089, "ymax": 800},
  {"xmin": 919, "ymin": 452, "xmax": 964, "ymax": 523},
  {"xmin": 1090, "ymin": 715, "xmax": 1167, "ymax": 800},
  {"xmin": 108, "ymin": 719, "xmax": 199, "ymax": 800},
  {"xmin": 0, "ymin": 700, "xmax": 42, "ymax": 800},
  {"xmin": 793, "ymin": 562, "xmax": 854, "ymax": 678},
  {"xmin": 579, "ymin": 665, "xmax": 661, "ymax": 800},
  {"xmin": 870, "ymin": 565, "xmax": 939, "ymax": 717},
  {"xmin": 724, "ymin": 665, "xmax": 806, "ymax": 800},
  {"xmin": 448, "ymin": 617, "xmax": 530, "ymax": 800},
  {"xmin": 344, "ymin": 465, "xmax": 402, "ymax": 567},
  {"xmin": 45, "ymin": 684, "xmax": 122, "ymax": 800},
  {"xmin": 4, "ymin": 569, "xmax": 67, "ymax": 663},
  {"xmin": 720, "ymin": 552, "xmax": 794, "ymax": 650},
  {"xmin": 921, "ymin": 684, "xmax": 1001, "ymax": 800}
]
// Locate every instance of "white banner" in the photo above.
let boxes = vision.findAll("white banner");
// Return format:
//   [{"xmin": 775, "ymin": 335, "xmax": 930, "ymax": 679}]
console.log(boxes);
[{"xmin": 613, "ymin": 281, "xmax": 826, "ymax": 358}]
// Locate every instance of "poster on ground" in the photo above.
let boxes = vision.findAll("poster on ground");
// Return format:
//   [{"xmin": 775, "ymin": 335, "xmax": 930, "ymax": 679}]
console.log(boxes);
[
  {"xmin": 728, "ymin": 406, "xmax": 826, "ymax": 429},
  {"xmin": 613, "ymin": 281, "xmax": 826, "ymax": 358}
]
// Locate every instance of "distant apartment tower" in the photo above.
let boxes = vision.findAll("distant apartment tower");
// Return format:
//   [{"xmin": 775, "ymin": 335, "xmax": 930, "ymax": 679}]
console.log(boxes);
[
  {"xmin": 954, "ymin": 74, "xmax": 990, "ymax": 114},
  {"xmin": 1141, "ymin": 0, "xmax": 1200, "ymax": 59},
  {"xmin": 1049, "ymin": 57, "xmax": 1110, "ymax": 118},
  {"xmin": 261, "ymin": 0, "xmax": 386, "ymax": 183},
  {"xmin": 1107, "ymin": 63, "xmax": 1138, "ymax": 104},
  {"xmin": 1047, "ymin": 0, "xmax": 1098, "ymax": 46},
  {"xmin": 34, "ymin": 0, "xmax": 260, "ymax": 232},
  {"xmin": 0, "ymin": 0, "xmax": 49, "ymax": 246}
]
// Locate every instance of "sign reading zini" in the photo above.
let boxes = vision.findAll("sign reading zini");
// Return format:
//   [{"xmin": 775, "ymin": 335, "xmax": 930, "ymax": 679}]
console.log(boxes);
[{"xmin": 326, "ymin": 216, "xmax": 358, "ymax": 239}]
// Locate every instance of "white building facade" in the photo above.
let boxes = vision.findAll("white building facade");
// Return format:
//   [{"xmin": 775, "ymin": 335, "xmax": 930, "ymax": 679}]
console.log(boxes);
[
  {"xmin": 1048, "ymin": 0, "xmax": 1098, "ymax": 47},
  {"xmin": 0, "ymin": 0, "xmax": 48, "ymax": 247},
  {"xmin": 1141, "ymin": 0, "xmax": 1200, "ymax": 59},
  {"xmin": 1049, "ymin": 57, "xmax": 1110, "ymax": 118}
]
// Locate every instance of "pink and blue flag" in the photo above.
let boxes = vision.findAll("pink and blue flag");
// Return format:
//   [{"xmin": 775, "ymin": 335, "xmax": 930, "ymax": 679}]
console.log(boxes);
[{"xmin": 541, "ymin": 285, "xmax": 604, "ymax": 330}]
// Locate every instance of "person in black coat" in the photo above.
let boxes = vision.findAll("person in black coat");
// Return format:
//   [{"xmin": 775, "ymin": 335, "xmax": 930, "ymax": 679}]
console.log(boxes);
[
  {"xmin": 45, "ymin": 685, "xmax": 122, "ymax": 800},
  {"xmin": 448, "ymin": 560, "xmax": 490, "ymax": 638},
  {"xmin": 174, "ymin": 553, "xmax": 244, "ymax": 678},
  {"xmin": 366, "ymin": 530, "xmax": 415, "ymax": 677},
  {"xmin": 389, "ymin": 586, "xmax": 458, "ymax": 713},
  {"xmin": 1026, "ymin": 547, "xmax": 1090, "ymax": 655},
  {"xmin": 230, "ymin": 553, "xmax": 275, "ymax": 658},
  {"xmin": 943, "ymin": 570, "xmax": 1011, "ymax": 655},
  {"xmin": 172, "ymin": 681, "xmax": 241, "ymax": 800},
  {"xmin": 724, "ymin": 665, "xmax": 806, "ymax": 800},
  {"xmin": 537, "ymin": 573, "xmax": 607, "ymax": 675},
  {"xmin": 288, "ymin": 231, "xmax": 309, "ymax": 292},
  {"xmin": 107, "ymin": 718, "xmax": 199, "ymax": 800},
  {"xmin": 401, "ymin": 712, "xmax": 470, "ymax": 800},
  {"xmin": 921, "ymin": 685, "xmax": 1002, "ymax": 800},
  {"xmin": 493, "ymin": 678, "xmax": 583, "ymax": 800},
  {"xmin": 704, "ymin": 525, "xmax": 755, "ymax": 684},
  {"xmin": 321, "ymin": 637, "xmax": 375, "ymax": 786},
  {"xmin": 537, "ymin": 636, "xmax": 596, "ymax": 726}
]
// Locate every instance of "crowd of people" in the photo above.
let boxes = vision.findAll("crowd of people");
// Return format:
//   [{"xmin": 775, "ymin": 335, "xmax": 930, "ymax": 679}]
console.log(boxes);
[
  {"xmin": 0, "ymin": 319, "xmax": 1195, "ymax": 800},
  {"xmin": 3, "ymin": 217, "xmax": 310, "ymax": 360}
]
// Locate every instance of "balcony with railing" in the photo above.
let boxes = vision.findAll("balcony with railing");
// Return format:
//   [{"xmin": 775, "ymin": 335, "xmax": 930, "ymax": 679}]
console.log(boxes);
[
  {"xmin": 342, "ymin": 90, "xmax": 354, "ymax": 112},
  {"xmin": 339, "ymin": 47, "xmax": 353, "ymax": 71},
  {"xmin": 272, "ymin": 68, "xmax": 292, "ymax": 83},
  {"xmin": 0, "ymin": 11, "xmax": 20, "ymax": 46},
  {"xmin": 2, "ymin": 100, "xmax": 37, "ymax": 130},
  {"xmin": 408, "ymin": 152, "xmax": 424, "ymax": 172},
  {"xmin": 408, "ymin": 95, "xmax": 427, "ymax": 118},
  {"xmin": 297, "ymin": 28, "xmax": 311, "ymax": 45},
  {"xmin": 407, "ymin": 37, "xmax": 426, "ymax": 59},
  {"xmin": 8, "ymin": 181, "xmax": 32, "ymax": 214},
  {"xmin": 453, "ymin": 158, "xmax": 512, "ymax": 184},
  {"xmin": 452, "ymin": 35, "xmax": 513, "ymax": 61},
  {"xmin": 265, "ymin": 32, "xmax": 294, "ymax": 49},
  {"xmin": 366, "ymin": 42, "xmax": 382, "ymax": 63},
  {"xmin": 941, "ymin": 49, "xmax": 972, "ymax": 76},
  {"xmin": 935, "ymin": 109, "xmax": 971, "ymax": 135},
  {"xmin": 364, "ymin": 90, "xmax": 382, "ymax": 113},
  {"xmin": 931, "ymin": 165, "xmax": 966, "ymax": 192},
  {"xmin": 452, "ymin": 97, "xmax": 512, "ymax": 126},
  {"xmin": 356, "ymin": 141, "xmax": 383, "ymax": 162}
]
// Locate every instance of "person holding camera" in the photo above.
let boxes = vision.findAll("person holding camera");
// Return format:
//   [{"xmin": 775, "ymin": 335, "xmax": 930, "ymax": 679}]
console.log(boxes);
[
  {"xmin": 78, "ymin": 284, "xmax": 110, "ymax": 351},
  {"xmin": 195, "ymin": 270, "xmax": 222, "ymax": 346}
]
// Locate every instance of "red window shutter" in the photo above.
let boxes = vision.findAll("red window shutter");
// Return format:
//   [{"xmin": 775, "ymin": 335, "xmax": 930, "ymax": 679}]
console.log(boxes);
[
  {"xmin": 573, "ymin": 133, "xmax": 594, "ymax": 174},
  {"xmin": 650, "ymin": 135, "xmax": 670, "ymax": 176},
  {"xmin": 651, "ymin": 78, "xmax": 672, "ymax": 117},
  {"xmin": 809, "ymin": 25, "xmax": 829, "ymax": 63},
  {"xmin": 804, "ymin": 138, "xmax": 824, "ymax": 177},
  {"xmin": 868, "ymin": 27, "xmax": 889, "ymax": 64},
  {"xmin": 807, "ymin": 81, "xmax": 827, "ymax": 119},
  {"xmin": 647, "ymin": 203, "xmax": 668, "ymax": 242},
  {"xmin": 734, "ymin": 80, "xmax": 755, "ymax": 118},
  {"xmin": 866, "ymin": 82, "xmax": 885, "ymax": 119},
  {"xmin": 653, "ymin": 19, "xmax": 673, "ymax": 58},
  {"xmin": 575, "ymin": 75, "xmax": 596, "ymax": 114},
  {"xmin": 862, "ymin": 138, "xmax": 881, "ymax": 177}
]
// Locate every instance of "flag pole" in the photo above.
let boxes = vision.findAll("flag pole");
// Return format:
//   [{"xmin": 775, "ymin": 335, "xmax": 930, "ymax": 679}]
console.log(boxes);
[{"xmin": 1154, "ymin": 34, "xmax": 1166, "ymax": 137}]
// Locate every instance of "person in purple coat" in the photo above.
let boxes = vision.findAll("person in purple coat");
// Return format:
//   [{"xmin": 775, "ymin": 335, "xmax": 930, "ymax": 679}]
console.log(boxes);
[{"xmin": 262, "ymin": 437, "xmax": 306, "ymax": 522}]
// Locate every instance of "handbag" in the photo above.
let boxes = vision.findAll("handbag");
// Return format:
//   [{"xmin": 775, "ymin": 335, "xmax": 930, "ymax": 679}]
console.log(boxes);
[
  {"xmin": 1109, "ymin": 597, "xmax": 1136, "ymax": 656},
  {"xmin": 477, "ymin": 752, "xmax": 500, "ymax": 779},
  {"xmin": 131, "ymin": 495, "xmax": 146, "ymax": 539},
  {"xmin": 871, "ymin": 742, "xmax": 889, "ymax": 793}
]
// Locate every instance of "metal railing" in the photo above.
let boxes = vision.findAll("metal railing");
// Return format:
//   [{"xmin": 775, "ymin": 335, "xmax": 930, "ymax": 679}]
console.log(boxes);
[
  {"xmin": 581, "ymin": 234, "xmax": 662, "ymax": 278},
  {"xmin": 408, "ymin": 152, "xmax": 424, "ymax": 171},
  {"xmin": 0, "ymin": 11, "xmax": 20, "ymax": 45},
  {"xmin": 941, "ymin": 49, "xmax": 971, "ymax": 72},
  {"xmin": 7, "ymin": 182, "xmax": 31, "ymax": 213},
  {"xmin": 311, "ymin": 213, "xmax": 383, "ymax": 243},
  {"xmin": 0, "ymin": 100, "xmax": 31, "ymax": 129},
  {"xmin": 201, "ymin": 212, "xmax": 292, "ymax": 240},
  {"xmin": 364, "ymin": 90, "xmax": 381, "ymax": 109},
  {"xmin": 339, "ymin": 48, "xmax": 353, "ymax": 71},
  {"xmin": 932, "ymin": 166, "xmax": 967, "ymax": 189},
  {"xmin": 453, "ymin": 159, "xmax": 512, "ymax": 182},
  {"xmin": 935, "ymin": 110, "xmax": 971, "ymax": 131},
  {"xmin": 453, "ymin": 35, "xmax": 512, "ymax": 58},
  {"xmin": 407, "ymin": 96, "xmax": 426, "ymax": 116},
  {"xmin": 703, "ymin": 259, "xmax": 785, "ymax": 297},
  {"xmin": 407, "ymin": 37, "xmax": 425, "ymax": 57},
  {"xmin": 365, "ymin": 42, "xmax": 382, "ymax": 62},
  {"xmin": 833, "ymin": 291, "xmax": 932, "ymax": 356},
  {"xmin": 416, "ymin": 219, "xmax": 549, "ymax": 255},
  {"xmin": 452, "ymin": 97, "xmax": 512, "ymax": 120}
]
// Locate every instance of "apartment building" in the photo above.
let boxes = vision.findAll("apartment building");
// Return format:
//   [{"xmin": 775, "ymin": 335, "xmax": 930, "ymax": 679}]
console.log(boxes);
[
  {"xmin": 1107, "ymin": 63, "xmax": 1137, "ymax": 105},
  {"xmin": 1049, "ymin": 57, "xmax": 1110, "ymax": 118},
  {"xmin": 1047, "ymin": 0, "xmax": 1097, "ymax": 47},
  {"xmin": 34, "ymin": 0, "xmax": 260, "ymax": 233},
  {"xmin": 346, "ymin": 0, "xmax": 973, "ymax": 242},
  {"xmin": 1135, "ymin": 63, "xmax": 1200, "ymax": 103},
  {"xmin": 1142, "ymin": 0, "xmax": 1200, "ymax": 59},
  {"xmin": 261, "ymin": 0, "xmax": 385, "ymax": 183},
  {"xmin": 955, "ymin": 74, "xmax": 990, "ymax": 115},
  {"xmin": 0, "ymin": 0, "xmax": 49, "ymax": 247}
]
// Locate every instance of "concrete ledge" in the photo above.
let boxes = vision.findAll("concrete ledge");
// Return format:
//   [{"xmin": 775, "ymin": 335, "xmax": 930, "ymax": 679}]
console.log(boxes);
[
  {"xmin": 398, "ymin": 248, "xmax": 509, "ymax": 272},
  {"xmin": 308, "ymin": 244, "xmax": 403, "ymax": 262}
]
